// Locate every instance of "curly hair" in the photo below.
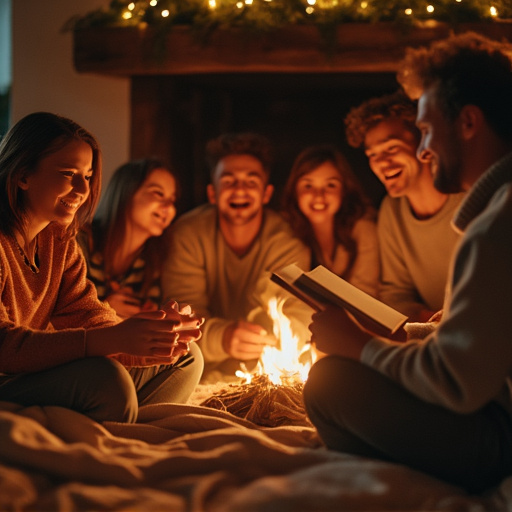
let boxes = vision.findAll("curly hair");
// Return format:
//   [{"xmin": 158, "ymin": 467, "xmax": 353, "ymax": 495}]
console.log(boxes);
[
  {"xmin": 397, "ymin": 32, "xmax": 512, "ymax": 139},
  {"xmin": 344, "ymin": 90, "xmax": 419, "ymax": 149},
  {"xmin": 205, "ymin": 132, "xmax": 274, "ymax": 180}
]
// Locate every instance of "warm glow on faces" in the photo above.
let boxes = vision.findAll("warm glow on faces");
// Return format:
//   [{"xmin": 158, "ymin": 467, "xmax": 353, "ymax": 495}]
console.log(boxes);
[
  {"xmin": 364, "ymin": 118, "xmax": 423, "ymax": 198},
  {"xmin": 129, "ymin": 168, "xmax": 177, "ymax": 239},
  {"xmin": 18, "ymin": 139, "xmax": 93, "ymax": 230},
  {"xmin": 417, "ymin": 87, "xmax": 464, "ymax": 193},
  {"xmin": 207, "ymin": 154, "xmax": 273, "ymax": 226},
  {"xmin": 295, "ymin": 161, "xmax": 343, "ymax": 226}
]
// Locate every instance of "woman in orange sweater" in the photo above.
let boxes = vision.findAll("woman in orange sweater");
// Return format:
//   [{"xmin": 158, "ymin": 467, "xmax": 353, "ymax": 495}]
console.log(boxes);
[{"xmin": 0, "ymin": 112, "xmax": 203, "ymax": 423}]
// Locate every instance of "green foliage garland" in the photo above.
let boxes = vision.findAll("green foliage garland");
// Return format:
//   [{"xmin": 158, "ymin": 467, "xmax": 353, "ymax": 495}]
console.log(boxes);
[{"xmin": 67, "ymin": 0, "xmax": 512, "ymax": 35}]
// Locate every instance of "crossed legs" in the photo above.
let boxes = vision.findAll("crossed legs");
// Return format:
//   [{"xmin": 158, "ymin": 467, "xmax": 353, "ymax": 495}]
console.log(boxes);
[{"xmin": 303, "ymin": 356, "xmax": 512, "ymax": 493}]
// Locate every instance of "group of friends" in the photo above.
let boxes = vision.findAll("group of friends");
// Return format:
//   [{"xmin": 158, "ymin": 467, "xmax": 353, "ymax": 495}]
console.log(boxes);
[{"xmin": 0, "ymin": 32, "xmax": 511, "ymax": 494}]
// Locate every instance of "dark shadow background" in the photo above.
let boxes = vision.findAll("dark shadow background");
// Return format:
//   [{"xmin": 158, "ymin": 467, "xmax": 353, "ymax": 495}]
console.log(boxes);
[{"xmin": 130, "ymin": 72, "xmax": 400, "ymax": 216}]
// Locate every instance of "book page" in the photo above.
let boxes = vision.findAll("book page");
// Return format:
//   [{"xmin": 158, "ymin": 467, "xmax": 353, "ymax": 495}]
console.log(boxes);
[
  {"xmin": 270, "ymin": 265, "xmax": 323, "ymax": 312},
  {"xmin": 300, "ymin": 266, "xmax": 407, "ymax": 333}
]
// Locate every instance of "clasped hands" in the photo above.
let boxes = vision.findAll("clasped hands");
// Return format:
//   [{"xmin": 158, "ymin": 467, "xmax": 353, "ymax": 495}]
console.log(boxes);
[{"xmin": 112, "ymin": 300, "xmax": 204, "ymax": 365}]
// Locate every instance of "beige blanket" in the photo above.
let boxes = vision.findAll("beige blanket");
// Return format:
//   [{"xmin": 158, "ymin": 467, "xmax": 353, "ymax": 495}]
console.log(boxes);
[{"xmin": 1, "ymin": 400, "xmax": 510, "ymax": 511}]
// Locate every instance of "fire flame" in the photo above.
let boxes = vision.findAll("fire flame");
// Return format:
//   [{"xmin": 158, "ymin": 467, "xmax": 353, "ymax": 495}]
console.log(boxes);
[{"xmin": 236, "ymin": 297, "xmax": 313, "ymax": 385}]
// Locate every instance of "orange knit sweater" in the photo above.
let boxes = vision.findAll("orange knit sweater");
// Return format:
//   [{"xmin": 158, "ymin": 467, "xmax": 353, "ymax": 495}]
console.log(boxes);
[{"xmin": 0, "ymin": 223, "xmax": 118, "ymax": 375}]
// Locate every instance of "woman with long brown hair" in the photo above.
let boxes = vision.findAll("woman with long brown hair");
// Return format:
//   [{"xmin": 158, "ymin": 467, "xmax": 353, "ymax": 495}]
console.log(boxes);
[
  {"xmin": 0, "ymin": 113, "xmax": 202, "ymax": 422},
  {"xmin": 282, "ymin": 144, "xmax": 379, "ymax": 297}
]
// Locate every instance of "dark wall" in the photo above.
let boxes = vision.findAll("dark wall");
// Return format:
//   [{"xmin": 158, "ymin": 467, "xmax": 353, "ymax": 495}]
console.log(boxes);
[
  {"xmin": 0, "ymin": 87, "xmax": 10, "ymax": 137},
  {"xmin": 131, "ymin": 72, "xmax": 399, "ymax": 216}
]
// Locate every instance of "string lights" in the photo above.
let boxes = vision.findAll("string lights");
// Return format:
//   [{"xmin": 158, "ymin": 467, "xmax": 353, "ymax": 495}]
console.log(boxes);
[{"xmin": 69, "ymin": 0, "xmax": 511, "ymax": 33}]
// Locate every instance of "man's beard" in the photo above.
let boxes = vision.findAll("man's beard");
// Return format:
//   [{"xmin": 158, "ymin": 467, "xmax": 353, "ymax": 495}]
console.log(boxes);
[{"xmin": 434, "ymin": 162, "xmax": 463, "ymax": 194}]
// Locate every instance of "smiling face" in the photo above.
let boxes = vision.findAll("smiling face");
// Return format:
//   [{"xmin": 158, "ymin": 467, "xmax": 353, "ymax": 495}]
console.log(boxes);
[
  {"xmin": 416, "ymin": 86, "xmax": 465, "ymax": 194},
  {"xmin": 364, "ymin": 118, "xmax": 424, "ymax": 198},
  {"xmin": 207, "ymin": 153, "xmax": 273, "ymax": 227},
  {"xmin": 295, "ymin": 161, "xmax": 343, "ymax": 227},
  {"xmin": 129, "ymin": 168, "xmax": 177, "ymax": 239},
  {"xmin": 18, "ymin": 138, "xmax": 93, "ymax": 233}
]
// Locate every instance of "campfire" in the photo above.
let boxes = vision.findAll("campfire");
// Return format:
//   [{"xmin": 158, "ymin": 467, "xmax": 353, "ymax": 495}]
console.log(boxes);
[{"xmin": 200, "ymin": 298, "xmax": 315, "ymax": 427}]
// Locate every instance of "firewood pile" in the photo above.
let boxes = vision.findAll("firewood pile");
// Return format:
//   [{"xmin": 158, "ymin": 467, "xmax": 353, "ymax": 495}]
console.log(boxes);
[{"xmin": 200, "ymin": 374, "xmax": 312, "ymax": 428}]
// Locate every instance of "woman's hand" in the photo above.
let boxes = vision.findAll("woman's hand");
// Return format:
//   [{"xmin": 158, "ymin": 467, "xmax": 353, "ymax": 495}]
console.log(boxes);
[
  {"xmin": 105, "ymin": 291, "xmax": 143, "ymax": 318},
  {"xmin": 161, "ymin": 300, "xmax": 203, "ymax": 360},
  {"xmin": 105, "ymin": 283, "xmax": 159, "ymax": 319},
  {"xmin": 86, "ymin": 300, "xmax": 203, "ymax": 364},
  {"xmin": 86, "ymin": 310, "xmax": 181, "ymax": 358}
]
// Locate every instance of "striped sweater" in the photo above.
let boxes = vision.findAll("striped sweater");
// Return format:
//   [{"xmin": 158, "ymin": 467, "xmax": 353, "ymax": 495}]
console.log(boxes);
[{"xmin": 77, "ymin": 229, "xmax": 161, "ymax": 310}]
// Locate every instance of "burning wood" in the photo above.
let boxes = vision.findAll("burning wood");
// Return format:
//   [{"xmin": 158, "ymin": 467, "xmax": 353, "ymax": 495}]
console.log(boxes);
[
  {"xmin": 200, "ymin": 297, "xmax": 315, "ymax": 427},
  {"xmin": 200, "ymin": 374, "xmax": 312, "ymax": 428}
]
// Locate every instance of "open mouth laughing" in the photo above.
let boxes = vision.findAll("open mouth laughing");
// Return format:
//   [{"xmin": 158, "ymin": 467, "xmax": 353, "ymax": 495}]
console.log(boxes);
[
  {"xmin": 383, "ymin": 168, "xmax": 403, "ymax": 180},
  {"xmin": 229, "ymin": 200, "xmax": 251, "ymax": 209}
]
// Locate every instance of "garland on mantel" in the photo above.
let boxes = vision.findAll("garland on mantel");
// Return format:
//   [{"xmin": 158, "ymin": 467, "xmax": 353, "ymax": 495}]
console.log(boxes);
[{"xmin": 67, "ymin": 0, "xmax": 512, "ymax": 35}]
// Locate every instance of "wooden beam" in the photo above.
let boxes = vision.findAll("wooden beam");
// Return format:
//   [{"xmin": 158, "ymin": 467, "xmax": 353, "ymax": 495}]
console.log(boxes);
[{"xmin": 73, "ymin": 21, "xmax": 512, "ymax": 77}]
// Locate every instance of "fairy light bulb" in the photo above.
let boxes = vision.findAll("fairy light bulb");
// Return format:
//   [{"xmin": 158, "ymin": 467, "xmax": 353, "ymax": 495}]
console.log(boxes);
[{"xmin": 91, "ymin": 0, "xmax": 509, "ymax": 28}]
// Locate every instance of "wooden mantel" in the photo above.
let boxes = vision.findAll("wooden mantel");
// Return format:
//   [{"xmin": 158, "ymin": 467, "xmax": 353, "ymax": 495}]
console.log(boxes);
[
  {"xmin": 73, "ymin": 21, "xmax": 512, "ymax": 77},
  {"xmin": 72, "ymin": 20, "xmax": 512, "ymax": 213}
]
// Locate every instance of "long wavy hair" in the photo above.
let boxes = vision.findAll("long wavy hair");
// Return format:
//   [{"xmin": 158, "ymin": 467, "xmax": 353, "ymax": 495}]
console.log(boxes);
[
  {"xmin": 0, "ymin": 112, "xmax": 102, "ymax": 239},
  {"xmin": 87, "ymin": 158, "xmax": 179, "ymax": 296},
  {"xmin": 282, "ymin": 144, "xmax": 374, "ymax": 273}
]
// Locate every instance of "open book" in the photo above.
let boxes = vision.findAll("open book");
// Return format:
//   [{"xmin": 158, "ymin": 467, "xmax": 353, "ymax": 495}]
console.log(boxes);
[{"xmin": 271, "ymin": 263, "xmax": 408, "ymax": 336}]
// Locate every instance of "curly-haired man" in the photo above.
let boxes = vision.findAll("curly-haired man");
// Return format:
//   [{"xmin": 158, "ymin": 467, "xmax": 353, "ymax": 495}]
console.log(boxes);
[
  {"xmin": 345, "ymin": 91, "xmax": 465, "ymax": 322},
  {"xmin": 162, "ymin": 132, "xmax": 311, "ymax": 383},
  {"xmin": 304, "ymin": 32, "xmax": 512, "ymax": 494}
]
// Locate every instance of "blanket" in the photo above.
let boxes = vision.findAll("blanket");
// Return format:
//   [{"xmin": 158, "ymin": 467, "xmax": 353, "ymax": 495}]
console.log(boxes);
[{"xmin": 1, "ymin": 400, "xmax": 511, "ymax": 511}]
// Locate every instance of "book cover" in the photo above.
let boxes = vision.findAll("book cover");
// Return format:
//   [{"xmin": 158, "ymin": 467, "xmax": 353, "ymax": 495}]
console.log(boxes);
[{"xmin": 271, "ymin": 263, "xmax": 408, "ymax": 335}]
